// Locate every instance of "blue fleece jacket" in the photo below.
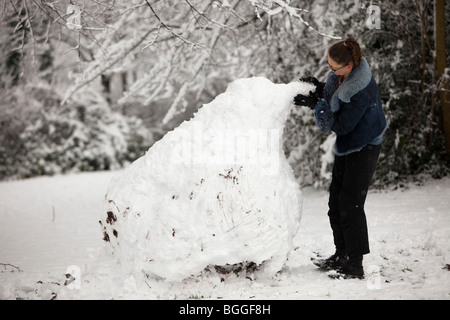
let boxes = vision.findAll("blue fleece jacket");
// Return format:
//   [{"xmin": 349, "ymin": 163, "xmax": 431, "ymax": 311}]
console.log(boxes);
[{"xmin": 314, "ymin": 58, "xmax": 387, "ymax": 156}]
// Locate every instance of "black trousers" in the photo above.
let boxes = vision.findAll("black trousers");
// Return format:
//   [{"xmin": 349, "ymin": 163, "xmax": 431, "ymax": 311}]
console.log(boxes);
[{"xmin": 328, "ymin": 144, "xmax": 381, "ymax": 256}]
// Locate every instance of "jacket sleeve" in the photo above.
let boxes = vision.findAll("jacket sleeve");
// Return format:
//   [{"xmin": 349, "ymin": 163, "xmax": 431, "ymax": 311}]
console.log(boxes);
[
  {"xmin": 314, "ymin": 91, "xmax": 368, "ymax": 136},
  {"xmin": 314, "ymin": 99, "xmax": 335, "ymax": 135}
]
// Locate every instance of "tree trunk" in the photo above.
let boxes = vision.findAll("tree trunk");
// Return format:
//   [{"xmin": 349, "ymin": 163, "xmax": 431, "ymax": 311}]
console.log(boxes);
[
  {"xmin": 435, "ymin": 0, "xmax": 450, "ymax": 158},
  {"xmin": 101, "ymin": 74, "xmax": 112, "ymax": 104}
]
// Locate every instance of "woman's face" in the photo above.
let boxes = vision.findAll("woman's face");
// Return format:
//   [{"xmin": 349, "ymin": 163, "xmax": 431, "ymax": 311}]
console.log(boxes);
[{"xmin": 328, "ymin": 55, "xmax": 353, "ymax": 78}]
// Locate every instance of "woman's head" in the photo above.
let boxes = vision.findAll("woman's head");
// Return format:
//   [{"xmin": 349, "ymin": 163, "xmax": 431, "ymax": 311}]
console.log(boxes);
[{"xmin": 328, "ymin": 37, "xmax": 362, "ymax": 77}]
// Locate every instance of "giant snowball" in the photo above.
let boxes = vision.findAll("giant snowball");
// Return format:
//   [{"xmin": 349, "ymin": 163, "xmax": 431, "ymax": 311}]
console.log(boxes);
[{"xmin": 100, "ymin": 77, "xmax": 313, "ymax": 281}]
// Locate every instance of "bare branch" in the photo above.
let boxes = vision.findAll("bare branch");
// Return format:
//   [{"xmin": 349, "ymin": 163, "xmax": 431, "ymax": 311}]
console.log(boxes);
[
  {"xmin": 185, "ymin": 0, "xmax": 231, "ymax": 30},
  {"xmin": 0, "ymin": 263, "xmax": 23, "ymax": 273},
  {"xmin": 144, "ymin": 0, "xmax": 207, "ymax": 51}
]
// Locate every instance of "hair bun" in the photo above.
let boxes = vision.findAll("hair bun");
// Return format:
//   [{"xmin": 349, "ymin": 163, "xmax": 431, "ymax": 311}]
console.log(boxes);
[
  {"xmin": 329, "ymin": 37, "xmax": 362, "ymax": 68},
  {"xmin": 344, "ymin": 38, "xmax": 357, "ymax": 49}
]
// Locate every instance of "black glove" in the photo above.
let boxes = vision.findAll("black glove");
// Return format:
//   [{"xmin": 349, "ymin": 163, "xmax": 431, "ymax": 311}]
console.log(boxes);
[
  {"xmin": 299, "ymin": 76, "xmax": 320, "ymax": 86},
  {"xmin": 293, "ymin": 91, "xmax": 319, "ymax": 110},
  {"xmin": 299, "ymin": 76, "xmax": 325, "ymax": 99}
]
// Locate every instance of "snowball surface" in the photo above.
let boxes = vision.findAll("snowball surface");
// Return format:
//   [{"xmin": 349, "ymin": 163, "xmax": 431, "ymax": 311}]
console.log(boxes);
[{"xmin": 101, "ymin": 77, "xmax": 314, "ymax": 281}]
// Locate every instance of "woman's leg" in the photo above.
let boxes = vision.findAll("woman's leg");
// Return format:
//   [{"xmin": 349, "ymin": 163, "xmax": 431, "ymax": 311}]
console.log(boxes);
[
  {"xmin": 328, "ymin": 154, "xmax": 346, "ymax": 254},
  {"xmin": 338, "ymin": 144, "xmax": 381, "ymax": 256}
]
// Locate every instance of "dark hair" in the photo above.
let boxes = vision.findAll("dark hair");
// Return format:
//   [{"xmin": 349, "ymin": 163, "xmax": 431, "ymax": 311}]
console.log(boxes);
[{"xmin": 328, "ymin": 37, "xmax": 362, "ymax": 68}]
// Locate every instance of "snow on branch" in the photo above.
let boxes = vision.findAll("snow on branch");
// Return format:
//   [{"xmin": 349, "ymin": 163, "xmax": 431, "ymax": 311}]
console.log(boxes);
[
  {"xmin": 247, "ymin": 0, "xmax": 342, "ymax": 40},
  {"xmin": 144, "ymin": 0, "xmax": 211, "ymax": 53},
  {"xmin": 59, "ymin": 0, "xmax": 340, "ymax": 119},
  {"xmin": 61, "ymin": 27, "xmax": 156, "ymax": 105}
]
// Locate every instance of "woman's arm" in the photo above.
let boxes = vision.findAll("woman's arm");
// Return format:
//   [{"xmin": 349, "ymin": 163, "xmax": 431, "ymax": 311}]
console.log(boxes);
[{"xmin": 315, "ymin": 90, "xmax": 368, "ymax": 136}]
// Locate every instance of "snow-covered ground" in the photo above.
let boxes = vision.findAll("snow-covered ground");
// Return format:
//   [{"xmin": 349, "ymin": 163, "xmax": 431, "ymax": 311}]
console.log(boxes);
[
  {"xmin": 1, "ymin": 77, "xmax": 449, "ymax": 300},
  {"xmin": 1, "ymin": 170, "xmax": 449, "ymax": 300}
]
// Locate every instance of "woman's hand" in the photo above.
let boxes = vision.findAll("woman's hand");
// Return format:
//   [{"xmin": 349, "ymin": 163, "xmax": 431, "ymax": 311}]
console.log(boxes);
[
  {"xmin": 294, "ymin": 91, "xmax": 319, "ymax": 109},
  {"xmin": 299, "ymin": 76, "xmax": 325, "ymax": 99},
  {"xmin": 299, "ymin": 76, "xmax": 320, "ymax": 86}
]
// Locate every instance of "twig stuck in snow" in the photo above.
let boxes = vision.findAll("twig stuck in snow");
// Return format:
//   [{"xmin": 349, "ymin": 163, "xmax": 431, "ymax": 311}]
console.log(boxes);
[{"xmin": 0, "ymin": 263, "xmax": 23, "ymax": 273}]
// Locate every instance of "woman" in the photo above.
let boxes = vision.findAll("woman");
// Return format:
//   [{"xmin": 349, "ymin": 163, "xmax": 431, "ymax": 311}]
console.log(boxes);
[{"xmin": 294, "ymin": 38, "xmax": 387, "ymax": 279}]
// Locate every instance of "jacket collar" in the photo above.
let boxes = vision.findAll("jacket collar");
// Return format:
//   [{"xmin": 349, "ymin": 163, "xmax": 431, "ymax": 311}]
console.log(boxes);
[{"xmin": 325, "ymin": 57, "xmax": 372, "ymax": 112}]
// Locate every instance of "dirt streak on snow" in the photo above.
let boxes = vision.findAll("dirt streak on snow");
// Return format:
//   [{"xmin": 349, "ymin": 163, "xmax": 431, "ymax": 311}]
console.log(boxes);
[{"xmin": 0, "ymin": 171, "xmax": 449, "ymax": 300}]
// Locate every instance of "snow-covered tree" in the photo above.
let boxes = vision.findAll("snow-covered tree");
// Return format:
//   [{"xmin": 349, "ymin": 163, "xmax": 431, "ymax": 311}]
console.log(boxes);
[
  {"xmin": 1, "ymin": 0, "xmax": 448, "ymax": 185},
  {"xmin": 57, "ymin": 0, "xmax": 340, "ymax": 124}
]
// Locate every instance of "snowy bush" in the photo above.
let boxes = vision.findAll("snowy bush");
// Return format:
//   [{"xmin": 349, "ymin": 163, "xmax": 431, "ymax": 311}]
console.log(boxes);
[{"xmin": 0, "ymin": 83, "xmax": 153, "ymax": 180}]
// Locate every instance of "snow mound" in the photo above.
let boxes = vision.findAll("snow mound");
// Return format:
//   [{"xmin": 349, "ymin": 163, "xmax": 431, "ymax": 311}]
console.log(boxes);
[{"xmin": 101, "ymin": 77, "xmax": 314, "ymax": 281}]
